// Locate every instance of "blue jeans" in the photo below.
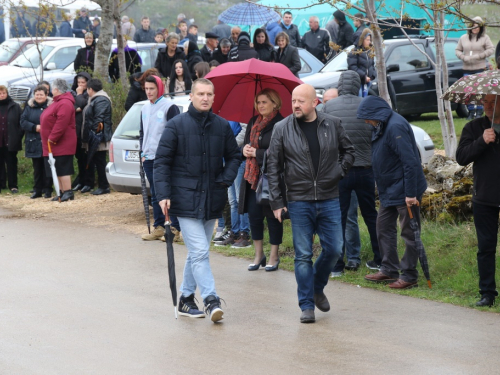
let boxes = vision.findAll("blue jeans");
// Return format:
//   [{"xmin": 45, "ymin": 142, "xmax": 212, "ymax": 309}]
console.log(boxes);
[
  {"xmin": 143, "ymin": 160, "xmax": 179, "ymax": 231},
  {"xmin": 178, "ymin": 217, "xmax": 218, "ymax": 301},
  {"xmin": 287, "ymin": 199, "xmax": 343, "ymax": 311},
  {"xmin": 345, "ymin": 191, "xmax": 361, "ymax": 264},
  {"xmin": 228, "ymin": 161, "xmax": 249, "ymax": 233}
]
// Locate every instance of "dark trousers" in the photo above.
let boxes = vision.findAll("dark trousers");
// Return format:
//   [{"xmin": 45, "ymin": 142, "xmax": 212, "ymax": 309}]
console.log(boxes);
[
  {"xmin": 32, "ymin": 157, "xmax": 52, "ymax": 193},
  {"xmin": 73, "ymin": 138, "xmax": 87, "ymax": 187},
  {"xmin": 84, "ymin": 150, "xmax": 109, "ymax": 189},
  {"xmin": 0, "ymin": 147, "xmax": 18, "ymax": 189},
  {"xmin": 245, "ymin": 183, "xmax": 283, "ymax": 245},
  {"xmin": 473, "ymin": 202, "xmax": 499, "ymax": 298},
  {"xmin": 377, "ymin": 203, "xmax": 420, "ymax": 283},
  {"xmin": 333, "ymin": 167, "xmax": 381, "ymax": 272}
]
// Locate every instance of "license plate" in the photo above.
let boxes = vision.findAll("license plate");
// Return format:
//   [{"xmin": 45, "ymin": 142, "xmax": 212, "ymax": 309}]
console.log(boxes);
[{"xmin": 125, "ymin": 150, "xmax": 140, "ymax": 162}]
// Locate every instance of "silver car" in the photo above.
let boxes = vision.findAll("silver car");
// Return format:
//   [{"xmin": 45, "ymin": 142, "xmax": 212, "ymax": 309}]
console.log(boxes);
[{"xmin": 106, "ymin": 96, "xmax": 192, "ymax": 194}]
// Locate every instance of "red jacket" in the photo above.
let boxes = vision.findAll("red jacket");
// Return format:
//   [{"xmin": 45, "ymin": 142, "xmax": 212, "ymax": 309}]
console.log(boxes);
[{"xmin": 41, "ymin": 92, "xmax": 76, "ymax": 157}]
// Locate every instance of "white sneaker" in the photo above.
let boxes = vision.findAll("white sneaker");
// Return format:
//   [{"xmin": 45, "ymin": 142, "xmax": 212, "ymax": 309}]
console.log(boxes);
[{"xmin": 331, "ymin": 272, "xmax": 343, "ymax": 278}]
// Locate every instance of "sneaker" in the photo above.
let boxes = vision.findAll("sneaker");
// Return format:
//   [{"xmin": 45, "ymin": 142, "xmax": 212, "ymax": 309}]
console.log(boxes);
[
  {"xmin": 366, "ymin": 260, "xmax": 381, "ymax": 270},
  {"xmin": 214, "ymin": 230, "xmax": 236, "ymax": 246},
  {"xmin": 141, "ymin": 226, "xmax": 165, "ymax": 241},
  {"xmin": 178, "ymin": 294, "xmax": 205, "ymax": 318},
  {"xmin": 331, "ymin": 271, "xmax": 343, "ymax": 278},
  {"xmin": 231, "ymin": 231, "xmax": 251, "ymax": 248},
  {"xmin": 171, "ymin": 227, "xmax": 183, "ymax": 243},
  {"xmin": 204, "ymin": 295, "xmax": 224, "ymax": 322},
  {"xmin": 213, "ymin": 228, "xmax": 227, "ymax": 242}
]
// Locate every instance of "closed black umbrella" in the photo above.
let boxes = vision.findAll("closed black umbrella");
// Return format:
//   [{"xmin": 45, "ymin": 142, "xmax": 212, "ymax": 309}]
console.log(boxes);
[
  {"xmin": 86, "ymin": 123, "xmax": 104, "ymax": 169},
  {"xmin": 139, "ymin": 157, "xmax": 151, "ymax": 234},
  {"xmin": 164, "ymin": 221, "xmax": 178, "ymax": 318},
  {"xmin": 407, "ymin": 204, "xmax": 432, "ymax": 288}
]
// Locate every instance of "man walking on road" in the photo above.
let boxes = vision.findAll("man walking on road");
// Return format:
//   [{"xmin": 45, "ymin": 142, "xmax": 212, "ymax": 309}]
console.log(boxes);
[
  {"xmin": 267, "ymin": 84, "xmax": 355, "ymax": 323},
  {"xmin": 154, "ymin": 79, "xmax": 241, "ymax": 322},
  {"xmin": 358, "ymin": 96, "xmax": 427, "ymax": 290}
]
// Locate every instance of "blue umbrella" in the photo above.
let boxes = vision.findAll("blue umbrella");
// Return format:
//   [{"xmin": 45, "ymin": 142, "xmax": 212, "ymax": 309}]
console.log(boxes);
[{"xmin": 218, "ymin": 2, "xmax": 281, "ymax": 26}]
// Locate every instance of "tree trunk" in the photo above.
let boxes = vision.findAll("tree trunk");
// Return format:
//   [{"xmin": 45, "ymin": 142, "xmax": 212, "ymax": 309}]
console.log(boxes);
[
  {"xmin": 112, "ymin": 2, "xmax": 129, "ymax": 90},
  {"xmin": 93, "ymin": 0, "xmax": 114, "ymax": 78},
  {"xmin": 362, "ymin": 0, "xmax": 392, "ymax": 108}
]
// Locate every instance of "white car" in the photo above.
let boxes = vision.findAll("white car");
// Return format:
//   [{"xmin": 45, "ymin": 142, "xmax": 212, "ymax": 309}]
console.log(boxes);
[{"xmin": 106, "ymin": 96, "xmax": 192, "ymax": 194}]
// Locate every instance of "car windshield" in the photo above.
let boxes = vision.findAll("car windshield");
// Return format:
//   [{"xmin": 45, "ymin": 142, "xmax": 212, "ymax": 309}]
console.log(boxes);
[
  {"xmin": 0, "ymin": 40, "xmax": 22, "ymax": 61},
  {"xmin": 114, "ymin": 103, "xmax": 144, "ymax": 138},
  {"xmin": 9, "ymin": 44, "xmax": 54, "ymax": 68}
]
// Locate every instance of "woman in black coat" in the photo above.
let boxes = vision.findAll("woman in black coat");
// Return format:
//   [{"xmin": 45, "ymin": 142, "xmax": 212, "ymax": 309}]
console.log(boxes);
[
  {"xmin": 185, "ymin": 41, "xmax": 203, "ymax": 81},
  {"xmin": 253, "ymin": 28, "xmax": 275, "ymax": 62},
  {"xmin": 347, "ymin": 28, "xmax": 376, "ymax": 97},
  {"xmin": 124, "ymin": 68, "xmax": 160, "ymax": 111},
  {"xmin": 108, "ymin": 40, "xmax": 142, "ymax": 81},
  {"xmin": 20, "ymin": 85, "xmax": 53, "ymax": 198},
  {"xmin": 0, "ymin": 86, "xmax": 22, "ymax": 194},
  {"xmin": 238, "ymin": 88, "xmax": 284, "ymax": 271},
  {"xmin": 74, "ymin": 32, "xmax": 96, "ymax": 73},
  {"xmin": 275, "ymin": 31, "xmax": 301, "ymax": 77}
]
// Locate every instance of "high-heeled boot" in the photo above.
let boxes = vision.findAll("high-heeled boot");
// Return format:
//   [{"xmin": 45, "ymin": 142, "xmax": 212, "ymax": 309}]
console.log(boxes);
[{"xmin": 60, "ymin": 190, "xmax": 75, "ymax": 202}]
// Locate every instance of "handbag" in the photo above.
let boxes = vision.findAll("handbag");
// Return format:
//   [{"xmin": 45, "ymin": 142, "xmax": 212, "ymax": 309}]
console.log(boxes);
[{"xmin": 255, "ymin": 151, "xmax": 270, "ymax": 206}]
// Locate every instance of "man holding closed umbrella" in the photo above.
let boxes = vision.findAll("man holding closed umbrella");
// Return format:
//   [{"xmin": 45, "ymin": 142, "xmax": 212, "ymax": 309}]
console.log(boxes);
[
  {"xmin": 456, "ymin": 94, "xmax": 500, "ymax": 307},
  {"xmin": 154, "ymin": 78, "xmax": 241, "ymax": 322}
]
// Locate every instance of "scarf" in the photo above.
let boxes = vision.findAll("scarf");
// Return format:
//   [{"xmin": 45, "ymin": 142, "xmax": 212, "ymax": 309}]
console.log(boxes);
[{"xmin": 244, "ymin": 109, "xmax": 278, "ymax": 190}]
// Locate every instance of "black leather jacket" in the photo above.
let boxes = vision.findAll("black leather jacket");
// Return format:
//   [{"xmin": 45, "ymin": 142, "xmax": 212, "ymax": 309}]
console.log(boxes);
[{"xmin": 267, "ymin": 111, "xmax": 355, "ymax": 209}]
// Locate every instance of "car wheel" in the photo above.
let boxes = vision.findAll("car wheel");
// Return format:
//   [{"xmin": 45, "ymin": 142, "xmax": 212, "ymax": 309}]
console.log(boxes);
[
  {"xmin": 456, "ymin": 104, "xmax": 469, "ymax": 118},
  {"xmin": 404, "ymin": 113, "xmax": 422, "ymax": 121}
]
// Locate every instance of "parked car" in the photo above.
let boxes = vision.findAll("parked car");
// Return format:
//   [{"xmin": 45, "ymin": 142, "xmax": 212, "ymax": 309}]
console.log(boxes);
[
  {"xmin": 106, "ymin": 96, "xmax": 192, "ymax": 194},
  {"xmin": 9, "ymin": 42, "xmax": 161, "ymax": 106},
  {"xmin": 303, "ymin": 37, "xmax": 468, "ymax": 118},
  {"xmin": 296, "ymin": 47, "xmax": 324, "ymax": 79},
  {"xmin": 0, "ymin": 37, "xmax": 66, "ymax": 66}
]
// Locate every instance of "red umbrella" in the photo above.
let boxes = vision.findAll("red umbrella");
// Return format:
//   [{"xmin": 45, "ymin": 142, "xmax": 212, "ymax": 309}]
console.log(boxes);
[{"xmin": 205, "ymin": 59, "xmax": 303, "ymax": 123}]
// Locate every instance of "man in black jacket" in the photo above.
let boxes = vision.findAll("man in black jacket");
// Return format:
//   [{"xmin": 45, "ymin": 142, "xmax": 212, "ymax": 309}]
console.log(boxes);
[
  {"xmin": 154, "ymin": 78, "xmax": 241, "ymax": 323},
  {"xmin": 267, "ymin": 84, "xmax": 355, "ymax": 323},
  {"xmin": 81, "ymin": 78, "xmax": 112, "ymax": 195},
  {"xmin": 280, "ymin": 11, "xmax": 301, "ymax": 47},
  {"xmin": 73, "ymin": 8, "xmax": 92, "ymax": 38},
  {"xmin": 134, "ymin": 16, "xmax": 155, "ymax": 43},
  {"xmin": 352, "ymin": 13, "xmax": 368, "ymax": 46},
  {"xmin": 228, "ymin": 32, "xmax": 258, "ymax": 61},
  {"xmin": 456, "ymin": 94, "xmax": 500, "ymax": 307},
  {"xmin": 301, "ymin": 16, "xmax": 330, "ymax": 63},
  {"xmin": 323, "ymin": 71, "xmax": 381, "ymax": 275},
  {"xmin": 200, "ymin": 32, "xmax": 219, "ymax": 62},
  {"xmin": 333, "ymin": 10, "xmax": 354, "ymax": 50}
]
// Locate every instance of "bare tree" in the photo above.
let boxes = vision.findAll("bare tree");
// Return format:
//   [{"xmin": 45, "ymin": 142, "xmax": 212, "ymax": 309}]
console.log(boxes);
[{"xmin": 93, "ymin": 0, "xmax": 114, "ymax": 79}]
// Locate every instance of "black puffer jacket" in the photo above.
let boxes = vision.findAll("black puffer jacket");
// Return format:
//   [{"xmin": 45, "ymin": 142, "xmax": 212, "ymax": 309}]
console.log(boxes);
[
  {"xmin": 255, "ymin": 43, "xmax": 275, "ymax": 62},
  {"xmin": 71, "ymin": 72, "xmax": 91, "ymax": 140},
  {"xmin": 333, "ymin": 10, "xmax": 354, "ymax": 49},
  {"xmin": 322, "ymin": 70, "xmax": 372, "ymax": 167},
  {"xmin": 154, "ymin": 47, "xmax": 186, "ymax": 78},
  {"xmin": 276, "ymin": 44, "xmax": 301, "ymax": 77},
  {"xmin": 153, "ymin": 103, "xmax": 241, "ymax": 220},
  {"xmin": 456, "ymin": 116, "xmax": 500, "ymax": 207},
  {"xmin": 0, "ymin": 97, "xmax": 23, "ymax": 152},
  {"xmin": 347, "ymin": 28, "xmax": 376, "ymax": 85},
  {"xmin": 20, "ymin": 97, "xmax": 52, "ymax": 158},
  {"xmin": 125, "ymin": 72, "xmax": 147, "ymax": 111},
  {"xmin": 238, "ymin": 113, "xmax": 284, "ymax": 216},
  {"xmin": 267, "ymin": 111, "xmax": 355, "ymax": 209},
  {"xmin": 82, "ymin": 92, "xmax": 112, "ymax": 146}
]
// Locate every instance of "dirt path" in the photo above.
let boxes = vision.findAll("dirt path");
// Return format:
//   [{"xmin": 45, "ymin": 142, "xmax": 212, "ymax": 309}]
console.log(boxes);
[{"xmin": 0, "ymin": 192, "xmax": 149, "ymax": 236}]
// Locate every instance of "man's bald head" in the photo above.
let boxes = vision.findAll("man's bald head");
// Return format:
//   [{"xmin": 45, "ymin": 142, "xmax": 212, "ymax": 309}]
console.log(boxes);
[
  {"xmin": 323, "ymin": 88, "xmax": 338, "ymax": 103},
  {"xmin": 292, "ymin": 84, "xmax": 319, "ymax": 121}
]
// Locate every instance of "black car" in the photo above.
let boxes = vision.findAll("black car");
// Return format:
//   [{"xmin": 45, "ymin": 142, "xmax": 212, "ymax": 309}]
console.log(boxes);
[{"xmin": 303, "ymin": 37, "xmax": 468, "ymax": 118}]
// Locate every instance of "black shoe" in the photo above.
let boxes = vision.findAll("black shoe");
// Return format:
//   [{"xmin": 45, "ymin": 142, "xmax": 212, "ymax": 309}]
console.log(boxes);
[
  {"xmin": 60, "ymin": 190, "xmax": 74, "ymax": 202},
  {"xmin": 51, "ymin": 195, "xmax": 60, "ymax": 201},
  {"xmin": 80, "ymin": 186, "xmax": 92, "ymax": 193},
  {"xmin": 204, "ymin": 295, "xmax": 224, "ymax": 322},
  {"xmin": 43, "ymin": 191, "xmax": 52, "ymax": 199},
  {"xmin": 92, "ymin": 187, "xmax": 110, "ymax": 195},
  {"xmin": 248, "ymin": 255, "xmax": 266, "ymax": 271},
  {"xmin": 72, "ymin": 184, "xmax": 83, "ymax": 191},
  {"xmin": 178, "ymin": 294, "xmax": 205, "ymax": 318},
  {"xmin": 265, "ymin": 259, "xmax": 280, "ymax": 272},
  {"xmin": 476, "ymin": 295, "xmax": 495, "ymax": 307},
  {"xmin": 10, "ymin": 188, "xmax": 18, "ymax": 194},
  {"xmin": 345, "ymin": 260, "xmax": 360, "ymax": 271},
  {"xmin": 466, "ymin": 110, "xmax": 476, "ymax": 121},
  {"xmin": 366, "ymin": 260, "xmax": 381, "ymax": 270},
  {"xmin": 314, "ymin": 292, "xmax": 330, "ymax": 312},
  {"xmin": 30, "ymin": 192, "xmax": 42, "ymax": 199},
  {"xmin": 300, "ymin": 309, "xmax": 315, "ymax": 323}
]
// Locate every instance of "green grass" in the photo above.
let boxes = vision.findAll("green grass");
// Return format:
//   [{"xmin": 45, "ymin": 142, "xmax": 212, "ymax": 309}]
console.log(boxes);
[
  {"xmin": 211, "ymin": 216, "xmax": 500, "ymax": 312},
  {"xmin": 410, "ymin": 112, "xmax": 468, "ymax": 150}
]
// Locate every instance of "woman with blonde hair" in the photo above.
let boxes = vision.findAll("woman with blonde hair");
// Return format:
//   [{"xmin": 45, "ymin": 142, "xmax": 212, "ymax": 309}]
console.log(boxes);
[{"xmin": 237, "ymin": 88, "xmax": 285, "ymax": 272}]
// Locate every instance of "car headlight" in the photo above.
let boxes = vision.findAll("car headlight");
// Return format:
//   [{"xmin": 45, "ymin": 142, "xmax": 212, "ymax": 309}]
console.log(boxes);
[{"xmin": 423, "ymin": 133, "xmax": 431, "ymax": 141}]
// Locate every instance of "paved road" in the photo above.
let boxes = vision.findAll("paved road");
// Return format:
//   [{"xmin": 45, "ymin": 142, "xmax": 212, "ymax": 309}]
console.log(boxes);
[{"xmin": 1, "ymin": 207, "xmax": 499, "ymax": 375}]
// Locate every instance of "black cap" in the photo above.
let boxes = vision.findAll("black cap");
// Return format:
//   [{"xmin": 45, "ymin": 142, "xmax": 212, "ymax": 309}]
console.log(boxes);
[{"xmin": 205, "ymin": 32, "xmax": 219, "ymax": 39}]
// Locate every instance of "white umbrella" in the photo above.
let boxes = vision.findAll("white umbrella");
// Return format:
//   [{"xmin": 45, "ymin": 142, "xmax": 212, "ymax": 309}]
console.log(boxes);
[{"xmin": 47, "ymin": 141, "xmax": 60, "ymax": 202}]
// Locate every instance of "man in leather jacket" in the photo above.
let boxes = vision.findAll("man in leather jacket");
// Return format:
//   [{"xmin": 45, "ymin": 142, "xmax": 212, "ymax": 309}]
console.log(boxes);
[{"xmin": 267, "ymin": 84, "xmax": 355, "ymax": 323}]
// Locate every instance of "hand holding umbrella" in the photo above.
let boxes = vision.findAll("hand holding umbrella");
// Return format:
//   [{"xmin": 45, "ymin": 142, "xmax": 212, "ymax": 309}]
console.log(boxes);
[
  {"xmin": 406, "ymin": 202, "xmax": 432, "ymax": 288},
  {"xmin": 160, "ymin": 199, "xmax": 177, "ymax": 319}
]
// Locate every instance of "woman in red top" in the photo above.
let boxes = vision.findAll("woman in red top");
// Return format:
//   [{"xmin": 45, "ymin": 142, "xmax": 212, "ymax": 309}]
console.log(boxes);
[{"xmin": 40, "ymin": 78, "xmax": 77, "ymax": 202}]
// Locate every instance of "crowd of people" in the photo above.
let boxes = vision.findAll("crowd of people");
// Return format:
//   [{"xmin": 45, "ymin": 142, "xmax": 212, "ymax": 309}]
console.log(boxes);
[{"xmin": 1, "ymin": 7, "xmax": 499, "ymax": 324}]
